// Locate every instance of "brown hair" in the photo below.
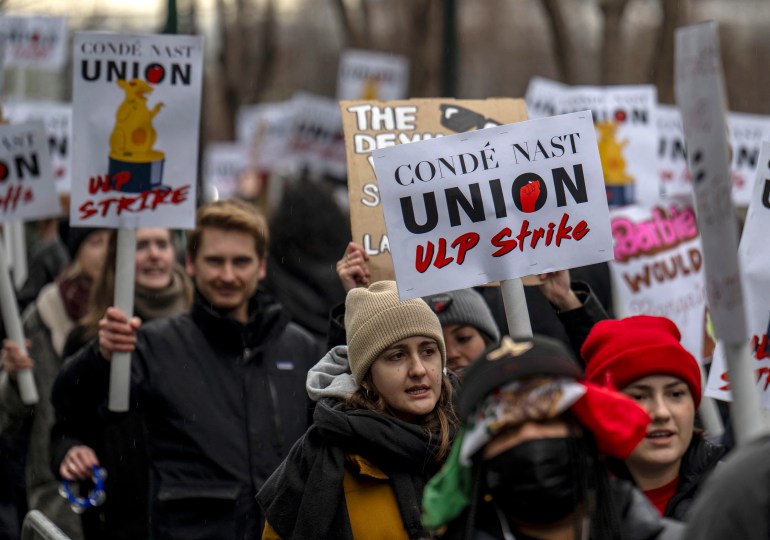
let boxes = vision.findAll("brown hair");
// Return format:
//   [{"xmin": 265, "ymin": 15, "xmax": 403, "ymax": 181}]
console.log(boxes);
[
  {"xmin": 186, "ymin": 199, "xmax": 269, "ymax": 262},
  {"xmin": 346, "ymin": 374, "xmax": 458, "ymax": 462},
  {"xmin": 79, "ymin": 229, "xmax": 193, "ymax": 341}
]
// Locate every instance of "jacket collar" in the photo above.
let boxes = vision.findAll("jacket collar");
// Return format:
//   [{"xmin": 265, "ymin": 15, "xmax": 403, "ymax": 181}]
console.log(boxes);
[{"xmin": 190, "ymin": 288, "xmax": 289, "ymax": 354}]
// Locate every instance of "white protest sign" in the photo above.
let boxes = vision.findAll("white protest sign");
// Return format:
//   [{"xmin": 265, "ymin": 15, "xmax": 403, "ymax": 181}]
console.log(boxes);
[
  {"xmin": 372, "ymin": 111, "xmax": 613, "ymax": 300},
  {"xmin": 675, "ymin": 22, "xmax": 746, "ymax": 344},
  {"xmin": 0, "ymin": 121, "xmax": 59, "ymax": 222},
  {"xmin": 706, "ymin": 141, "xmax": 770, "ymax": 406},
  {"xmin": 0, "ymin": 16, "xmax": 67, "ymax": 72},
  {"xmin": 337, "ymin": 49, "xmax": 409, "ymax": 101},
  {"xmin": 3, "ymin": 100, "xmax": 72, "ymax": 194},
  {"xmin": 236, "ymin": 101, "xmax": 294, "ymax": 173},
  {"xmin": 70, "ymin": 32, "xmax": 203, "ymax": 229},
  {"xmin": 728, "ymin": 112, "xmax": 770, "ymax": 207},
  {"xmin": 609, "ymin": 204, "xmax": 707, "ymax": 360},
  {"xmin": 524, "ymin": 76, "xmax": 566, "ymax": 119},
  {"xmin": 656, "ymin": 105, "xmax": 692, "ymax": 200},
  {"xmin": 203, "ymin": 143, "xmax": 249, "ymax": 201},
  {"xmin": 554, "ymin": 85, "xmax": 659, "ymax": 207},
  {"xmin": 285, "ymin": 92, "xmax": 347, "ymax": 179}
]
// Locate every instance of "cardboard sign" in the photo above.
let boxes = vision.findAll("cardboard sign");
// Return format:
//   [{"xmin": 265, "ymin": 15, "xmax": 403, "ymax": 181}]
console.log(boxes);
[
  {"xmin": 524, "ymin": 76, "xmax": 566, "ymax": 119},
  {"xmin": 675, "ymin": 21, "xmax": 747, "ymax": 344},
  {"xmin": 203, "ymin": 143, "xmax": 249, "ymax": 201},
  {"xmin": 609, "ymin": 203, "xmax": 707, "ymax": 361},
  {"xmin": 235, "ymin": 101, "xmax": 294, "ymax": 174},
  {"xmin": 0, "ymin": 16, "xmax": 67, "ymax": 72},
  {"xmin": 706, "ymin": 142, "xmax": 770, "ymax": 406},
  {"xmin": 3, "ymin": 100, "xmax": 72, "ymax": 194},
  {"xmin": 728, "ymin": 112, "xmax": 770, "ymax": 207},
  {"xmin": 70, "ymin": 32, "xmax": 204, "ymax": 229},
  {"xmin": 341, "ymin": 98, "xmax": 529, "ymax": 281},
  {"xmin": 372, "ymin": 111, "xmax": 613, "ymax": 300},
  {"xmin": 554, "ymin": 85, "xmax": 659, "ymax": 207},
  {"xmin": 0, "ymin": 121, "xmax": 59, "ymax": 222},
  {"xmin": 337, "ymin": 49, "xmax": 409, "ymax": 101}
]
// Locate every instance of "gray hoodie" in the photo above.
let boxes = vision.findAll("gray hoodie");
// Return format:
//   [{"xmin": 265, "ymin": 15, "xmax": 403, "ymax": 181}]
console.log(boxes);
[{"xmin": 305, "ymin": 345, "xmax": 359, "ymax": 402}]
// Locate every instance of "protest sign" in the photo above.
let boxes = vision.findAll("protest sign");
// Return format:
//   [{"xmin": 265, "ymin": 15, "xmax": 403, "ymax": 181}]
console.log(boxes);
[
  {"xmin": 728, "ymin": 112, "xmax": 770, "ymax": 207},
  {"xmin": 524, "ymin": 76, "xmax": 566, "ymax": 119},
  {"xmin": 284, "ymin": 93, "xmax": 347, "ymax": 179},
  {"xmin": 203, "ymin": 143, "xmax": 249, "ymax": 201},
  {"xmin": 609, "ymin": 204, "xmax": 707, "ymax": 360},
  {"xmin": 0, "ymin": 121, "xmax": 60, "ymax": 221},
  {"xmin": 235, "ymin": 101, "xmax": 294, "ymax": 174},
  {"xmin": 70, "ymin": 32, "xmax": 204, "ymax": 229},
  {"xmin": 676, "ymin": 21, "xmax": 765, "ymax": 443},
  {"xmin": 337, "ymin": 49, "xmax": 409, "ymax": 101},
  {"xmin": 371, "ymin": 111, "xmax": 613, "ymax": 300},
  {"xmin": 0, "ymin": 121, "xmax": 58, "ymax": 404},
  {"xmin": 341, "ymin": 98, "xmax": 528, "ymax": 281},
  {"xmin": 656, "ymin": 105, "xmax": 692, "ymax": 201},
  {"xmin": 0, "ymin": 15, "xmax": 67, "ymax": 72},
  {"xmin": 707, "ymin": 141, "xmax": 770, "ymax": 408},
  {"xmin": 554, "ymin": 85, "xmax": 659, "ymax": 207},
  {"xmin": 3, "ymin": 100, "xmax": 72, "ymax": 195}
]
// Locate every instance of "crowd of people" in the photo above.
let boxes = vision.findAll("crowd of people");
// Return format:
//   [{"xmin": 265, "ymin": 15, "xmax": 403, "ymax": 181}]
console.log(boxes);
[{"xmin": 0, "ymin": 189, "xmax": 764, "ymax": 540}]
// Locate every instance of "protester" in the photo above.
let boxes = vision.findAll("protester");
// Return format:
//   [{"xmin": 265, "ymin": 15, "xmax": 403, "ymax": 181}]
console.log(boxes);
[
  {"xmin": 257, "ymin": 280, "xmax": 459, "ymax": 539},
  {"xmin": 422, "ymin": 335, "xmax": 684, "ymax": 540},
  {"xmin": 680, "ymin": 433, "xmax": 770, "ymax": 540},
  {"xmin": 334, "ymin": 241, "xmax": 608, "ymax": 363},
  {"xmin": 50, "ymin": 227, "xmax": 193, "ymax": 540},
  {"xmin": 17, "ymin": 218, "xmax": 70, "ymax": 311},
  {"xmin": 423, "ymin": 288, "xmax": 500, "ymax": 379},
  {"xmin": 51, "ymin": 199, "xmax": 321, "ymax": 540},
  {"xmin": 0, "ymin": 227, "xmax": 109, "ymax": 539},
  {"xmin": 582, "ymin": 315, "xmax": 726, "ymax": 520}
]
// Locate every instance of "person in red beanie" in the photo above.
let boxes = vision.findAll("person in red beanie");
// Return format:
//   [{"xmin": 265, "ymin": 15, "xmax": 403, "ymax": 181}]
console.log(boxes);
[{"xmin": 582, "ymin": 315, "xmax": 725, "ymax": 521}]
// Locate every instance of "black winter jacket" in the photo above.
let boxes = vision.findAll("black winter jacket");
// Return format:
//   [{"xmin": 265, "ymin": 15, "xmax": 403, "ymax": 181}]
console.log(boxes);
[
  {"xmin": 51, "ymin": 291, "xmax": 322, "ymax": 540},
  {"xmin": 609, "ymin": 437, "xmax": 725, "ymax": 521}
]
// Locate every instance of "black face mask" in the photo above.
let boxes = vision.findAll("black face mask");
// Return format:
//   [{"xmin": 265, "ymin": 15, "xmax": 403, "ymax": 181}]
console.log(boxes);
[{"xmin": 483, "ymin": 437, "xmax": 587, "ymax": 525}]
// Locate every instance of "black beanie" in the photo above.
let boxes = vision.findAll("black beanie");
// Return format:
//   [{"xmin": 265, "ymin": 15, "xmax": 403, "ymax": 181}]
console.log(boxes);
[{"xmin": 58, "ymin": 219, "xmax": 103, "ymax": 260}]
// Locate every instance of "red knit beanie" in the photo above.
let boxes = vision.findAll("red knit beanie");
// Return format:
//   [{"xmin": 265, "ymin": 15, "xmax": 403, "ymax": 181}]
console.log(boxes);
[{"xmin": 582, "ymin": 315, "xmax": 702, "ymax": 408}]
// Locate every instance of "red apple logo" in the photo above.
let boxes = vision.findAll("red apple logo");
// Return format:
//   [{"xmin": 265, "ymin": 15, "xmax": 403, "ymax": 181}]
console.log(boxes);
[{"xmin": 614, "ymin": 110, "xmax": 627, "ymax": 123}]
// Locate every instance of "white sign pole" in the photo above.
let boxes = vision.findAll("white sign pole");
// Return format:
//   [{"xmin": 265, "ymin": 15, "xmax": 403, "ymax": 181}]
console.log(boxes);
[
  {"xmin": 500, "ymin": 278, "xmax": 533, "ymax": 339},
  {"xmin": 9, "ymin": 69, "xmax": 28, "ymax": 289},
  {"xmin": 675, "ymin": 22, "xmax": 767, "ymax": 444},
  {"xmin": 108, "ymin": 227, "xmax": 136, "ymax": 412},
  {"xmin": 0, "ymin": 234, "xmax": 37, "ymax": 404},
  {"xmin": 698, "ymin": 368, "xmax": 724, "ymax": 439}
]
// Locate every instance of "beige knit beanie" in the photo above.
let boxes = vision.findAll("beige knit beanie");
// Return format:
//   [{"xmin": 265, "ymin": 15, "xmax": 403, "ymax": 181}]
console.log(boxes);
[{"xmin": 345, "ymin": 280, "xmax": 446, "ymax": 384}]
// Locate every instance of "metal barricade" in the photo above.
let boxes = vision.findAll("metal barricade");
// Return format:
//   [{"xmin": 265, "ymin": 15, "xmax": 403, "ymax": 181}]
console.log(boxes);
[{"xmin": 20, "ymin": 510, "xmax": 71, "ymax": 540}]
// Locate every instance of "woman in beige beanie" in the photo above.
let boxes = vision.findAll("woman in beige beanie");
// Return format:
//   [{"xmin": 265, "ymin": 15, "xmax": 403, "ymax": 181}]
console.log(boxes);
[{"xmin": 258, "ymin": 280, "xmax": 459, "ymax": 540}]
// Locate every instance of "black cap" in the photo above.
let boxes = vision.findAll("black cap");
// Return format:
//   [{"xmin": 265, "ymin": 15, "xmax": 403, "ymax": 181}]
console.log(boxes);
[{"xmin": 458, "ymin": 334, "xmax": 583, "ymax": 420}]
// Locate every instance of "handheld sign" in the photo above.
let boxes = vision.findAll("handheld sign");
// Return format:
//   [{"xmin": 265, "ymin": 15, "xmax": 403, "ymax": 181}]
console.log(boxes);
[
  {"xmin": 4, "ymin": 101, "xmax": 73, "ymax": 195},
  {"xmin": 675, "ymin": 21, "xmax": 766, "ymax": 443},
  {"xmin": 0, "ymin": 15, "xmax": 67, "ymax": 72},
  {"xmin": 337, "ymin": 49, "xmax": 409, "ymax": 101},
  {"xmin": 341, "ymin": 98, "xmax": 529, "ymax": 282},
  {"xmin": 707, "ymin": 142, "xmax": 770, "ymax": 409},
  {"xmin": 0, "ymin": 121, "xmax": 59, "ymax": 404},
  {"xmin": 371, "ymin": 111, "xmax": 613, "ymax": 301},
  {"xmin": 70, "ymin": 32, "xmax": 204, "ymax": 412},
  {"xmin": 203, "ymin": 143, "xmax": 249, "ymax": 201}
]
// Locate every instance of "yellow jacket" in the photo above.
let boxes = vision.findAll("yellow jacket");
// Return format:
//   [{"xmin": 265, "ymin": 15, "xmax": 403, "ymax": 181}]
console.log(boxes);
[{"xmin": 262, "ymin": 453, "xmax": 410, "ymax": 539}]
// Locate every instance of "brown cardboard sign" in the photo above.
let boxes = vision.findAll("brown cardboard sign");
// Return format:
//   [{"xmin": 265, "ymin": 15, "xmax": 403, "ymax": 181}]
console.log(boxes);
[{"xmin": 340, "ymin": 98, "xmax": 528, "ymax": 281}]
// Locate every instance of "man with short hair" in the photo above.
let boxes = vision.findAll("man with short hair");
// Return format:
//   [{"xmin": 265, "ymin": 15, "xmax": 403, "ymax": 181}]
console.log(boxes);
[{"xmin": 52, "ymin": 199, "xmax": 322, "ymax": 540}]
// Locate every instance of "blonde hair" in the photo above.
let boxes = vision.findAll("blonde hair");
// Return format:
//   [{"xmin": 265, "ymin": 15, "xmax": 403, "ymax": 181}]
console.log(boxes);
[{"xmin": 186, "ymin": 199, "xmax": 269, "ymax": 262}]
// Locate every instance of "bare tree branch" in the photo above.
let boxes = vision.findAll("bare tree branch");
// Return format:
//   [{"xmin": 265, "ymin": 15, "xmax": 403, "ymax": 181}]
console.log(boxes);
[{"xmin": 540, "ymin": 0, "xmax": 577, "ymax": 84}]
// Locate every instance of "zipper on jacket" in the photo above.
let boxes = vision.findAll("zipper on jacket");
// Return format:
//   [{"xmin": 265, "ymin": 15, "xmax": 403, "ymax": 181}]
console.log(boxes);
[{"xmin": 267, "ymin": 376, "xmax": 285, "ymax": 452}]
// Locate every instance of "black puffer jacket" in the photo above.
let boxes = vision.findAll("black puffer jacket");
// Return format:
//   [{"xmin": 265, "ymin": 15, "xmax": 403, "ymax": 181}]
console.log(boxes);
[{"xmin": 51, "ymin": 291, "xmax": 322, "ymax": 540}]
